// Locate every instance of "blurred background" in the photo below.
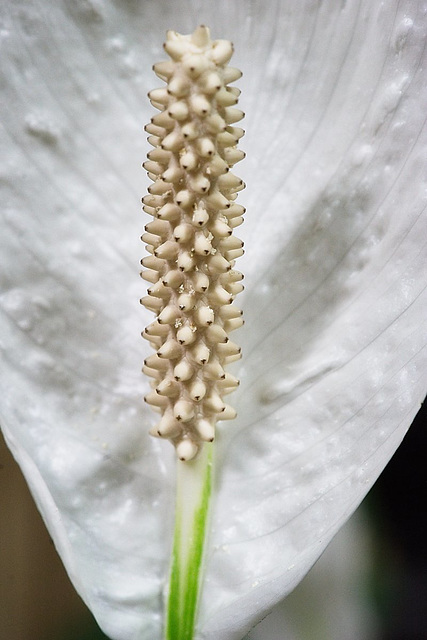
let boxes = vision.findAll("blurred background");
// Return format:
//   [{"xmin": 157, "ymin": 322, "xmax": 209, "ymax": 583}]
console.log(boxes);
[{"xmin": 1, "ymin": 401, "xmax": 426, "ymax": 640}]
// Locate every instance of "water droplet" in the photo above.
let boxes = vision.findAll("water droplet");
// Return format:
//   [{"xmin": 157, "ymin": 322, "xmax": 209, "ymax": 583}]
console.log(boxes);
[
  {"xmin": 392, "ymin": 16, "xmax": 414, "ymax": 53},
  {"xmin": 24, "ymin": 112, "xmax": 60, "ymax": 146},
  {"xmin": 107, "ymin": 35, "xmax": 126, "ymax": 53},
  {"xmin": 351, "ymin": 144, "xmax": 373, "ymax": 168},
  {"xmin": 69, "ymin": 0, "xmax": 105, "ymax": 23}
]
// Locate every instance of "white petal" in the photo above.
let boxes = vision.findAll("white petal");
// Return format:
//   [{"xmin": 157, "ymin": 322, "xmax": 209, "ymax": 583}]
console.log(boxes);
[
  {"xmin": 198, "ymin": 2, "xmax": 427, "ymax": 637},
  {"xmin": 247, "ymin": 512, "xmax": 376, "ymax": 640},
  {"xmin": 0, "ymin": 1, "xmax": 171, "ymax": 636},
  {"xmin": 1, "ymin": 2, "xmax": 426, "ymax": 640}
]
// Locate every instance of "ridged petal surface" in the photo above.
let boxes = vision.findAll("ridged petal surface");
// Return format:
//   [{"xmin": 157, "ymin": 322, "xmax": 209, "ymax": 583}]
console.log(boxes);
[{"xmin": 0, "ymin": 2, "xmax": 426, "ymax": 639}]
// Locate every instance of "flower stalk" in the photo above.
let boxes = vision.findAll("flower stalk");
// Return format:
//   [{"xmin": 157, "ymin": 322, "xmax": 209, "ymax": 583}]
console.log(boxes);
[{"xmin": 166, "ymin": 444, "xmax": 213, "ymax": 640}]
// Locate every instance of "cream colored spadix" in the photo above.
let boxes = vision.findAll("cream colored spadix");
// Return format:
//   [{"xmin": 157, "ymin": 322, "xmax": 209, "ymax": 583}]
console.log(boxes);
[{"xmin": 141, "ymin": 26, "xmax": 245, "ymax": 461}]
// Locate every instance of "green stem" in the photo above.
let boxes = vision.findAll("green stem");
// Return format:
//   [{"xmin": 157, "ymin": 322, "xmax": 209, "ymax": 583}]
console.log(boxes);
[{"xmin": 165, "ymin": 443, "xmax": 213, "ymax": 640}]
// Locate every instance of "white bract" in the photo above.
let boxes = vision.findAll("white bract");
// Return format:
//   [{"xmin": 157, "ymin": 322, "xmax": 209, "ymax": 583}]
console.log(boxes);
[{"xmin": 0, "ymin": 2, "xmax": 426, "ymax": 640}]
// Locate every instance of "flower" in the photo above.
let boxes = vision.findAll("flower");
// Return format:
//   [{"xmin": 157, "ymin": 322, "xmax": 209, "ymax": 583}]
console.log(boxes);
[
  {"xmin": 0, "ymin": 2, "xmax": 426, "ymax": 639},
  {"xmin": 141, "ymin": 27, "xmax": 246, "ymax": 463}
]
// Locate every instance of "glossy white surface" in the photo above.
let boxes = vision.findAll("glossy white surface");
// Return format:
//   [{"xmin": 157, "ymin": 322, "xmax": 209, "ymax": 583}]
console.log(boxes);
[{"xmin": 1, "ymin": 1, "xmax": 426, "ymax": 639}]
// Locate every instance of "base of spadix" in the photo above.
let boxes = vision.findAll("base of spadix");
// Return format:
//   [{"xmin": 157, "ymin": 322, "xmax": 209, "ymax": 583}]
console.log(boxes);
[{"xmin": 165, "ymin": 443, "xmax": 213, "ymax": 639}]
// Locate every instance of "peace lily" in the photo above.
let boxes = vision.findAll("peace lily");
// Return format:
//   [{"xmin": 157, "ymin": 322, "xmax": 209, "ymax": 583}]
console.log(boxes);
[{"xmin": 0, "ymin": 0, "xmax": 426, "ymax": 639}]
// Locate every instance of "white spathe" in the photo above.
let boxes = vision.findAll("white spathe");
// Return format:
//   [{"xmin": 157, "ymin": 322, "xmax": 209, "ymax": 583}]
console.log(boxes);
[{"xmin": 0, "ymin": 1, "xmax": 426, "ymax": 640}]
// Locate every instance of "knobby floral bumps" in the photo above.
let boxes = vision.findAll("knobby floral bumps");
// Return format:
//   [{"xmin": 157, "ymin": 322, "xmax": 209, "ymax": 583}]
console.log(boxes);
[{"xmin": 140, "ymin": 26, "xmax": 245, "ymax": 461}]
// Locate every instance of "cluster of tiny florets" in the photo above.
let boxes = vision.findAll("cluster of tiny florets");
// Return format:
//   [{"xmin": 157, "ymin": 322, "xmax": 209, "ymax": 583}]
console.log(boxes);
[{"xmin": 140, "ymin": 26, "xmax": 245, "ymax": 461}]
